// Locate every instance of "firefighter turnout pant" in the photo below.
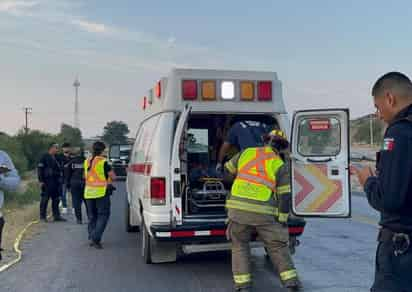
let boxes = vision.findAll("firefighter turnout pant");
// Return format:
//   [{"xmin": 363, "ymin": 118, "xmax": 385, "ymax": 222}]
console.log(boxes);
[{"xmin": 228, "ymin": 220, "xmax": 299, "ymax": 289}]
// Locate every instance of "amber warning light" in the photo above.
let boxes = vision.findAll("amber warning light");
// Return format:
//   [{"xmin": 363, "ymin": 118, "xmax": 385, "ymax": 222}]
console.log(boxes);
[{"xmin": 309, "ymin": 119, "xmax": 330, "ymax": 131}]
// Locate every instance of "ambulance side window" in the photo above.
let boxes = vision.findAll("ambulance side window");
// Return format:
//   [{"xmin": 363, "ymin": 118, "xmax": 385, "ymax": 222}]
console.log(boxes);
[
  {"xmin": 141, "ymin": 115, "xmax": 161, "ymax": 164},
  {"xmin": 297, "ymin": 117, "xmax": 341, "ymax": 157},
  {"xmin": 133, "ymin": 127, "xmax": 143, "ymax": 163}
]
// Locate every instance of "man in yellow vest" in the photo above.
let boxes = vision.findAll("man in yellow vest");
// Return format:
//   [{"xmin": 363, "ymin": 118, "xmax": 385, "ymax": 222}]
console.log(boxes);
[
  {"xmin": 224, "ymin": 130, "xmax": 302, "ymax": 292},
  {"xmin": 84, "ymin": 141, "xmax": 116, "ymax": 249}
]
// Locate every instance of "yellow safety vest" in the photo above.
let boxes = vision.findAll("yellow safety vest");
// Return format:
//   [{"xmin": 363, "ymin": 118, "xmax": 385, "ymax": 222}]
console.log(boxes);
[
  {"xmin": 84, "ymin": 156, "xmax": 108, "ymax": 199},
  {"xmin": 226, "ymin": 147, "xmax": 284, "ymax": 216}
]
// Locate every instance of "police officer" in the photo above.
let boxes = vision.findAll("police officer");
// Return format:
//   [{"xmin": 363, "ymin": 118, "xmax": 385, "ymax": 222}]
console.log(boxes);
[
  {"xmin": 65, "ymin": 148, "xmax": 86, "ymax": 224},
  {"xmin": 224, "ymin": 130, "xmax": 302, "ymax": 292},
  {"xmin": 57, "ymin": 142, "xmax": 72, "ymax": 214},
  {"xmin": 354, "ymin": 72, "xmax": 412, "ymax": 292},
  {"xmin": 217, "ymin": 119, "xmax": 273, "ymax": 172},
  {"xmin": 38, "ymin": 143, "xmax": 66, "ymax": 222},
  {"xmin": 84, "ymin": 141, "xmax": 116, "ymax": 249}
]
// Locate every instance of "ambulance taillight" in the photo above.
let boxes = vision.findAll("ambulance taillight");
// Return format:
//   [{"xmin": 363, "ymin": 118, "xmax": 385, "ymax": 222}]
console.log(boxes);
[
  {"xmin": 151, "ymin": 177, "xmax": 166, "ymax": 205},
  {"xmin": 258, "ymin": 81, "xmax": 272, "ymax": 101},
  {"xmin": 182, "ymin": 80, "xmax": 197, "ymax": 100}
]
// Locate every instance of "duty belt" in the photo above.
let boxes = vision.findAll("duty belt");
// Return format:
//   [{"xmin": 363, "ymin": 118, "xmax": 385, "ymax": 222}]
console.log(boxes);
[{"xmin": 378, "ymin": 228, "xmax": 411, "ymax": 256}]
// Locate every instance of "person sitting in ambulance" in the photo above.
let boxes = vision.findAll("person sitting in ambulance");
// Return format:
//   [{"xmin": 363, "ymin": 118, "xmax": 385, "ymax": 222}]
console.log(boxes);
[{"xmin": 216, "ymin": 119, "xmax": 272, "ymax": 173}]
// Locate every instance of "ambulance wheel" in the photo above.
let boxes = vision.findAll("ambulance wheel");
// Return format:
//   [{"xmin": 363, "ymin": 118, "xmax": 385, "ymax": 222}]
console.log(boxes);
[
  {"xmin": 125, "ymin": 198, "xmax": 139, "ymax": 233},
  {"xmin": 140, "ymin": 219, "xmax": 152, "ymax": 264}
]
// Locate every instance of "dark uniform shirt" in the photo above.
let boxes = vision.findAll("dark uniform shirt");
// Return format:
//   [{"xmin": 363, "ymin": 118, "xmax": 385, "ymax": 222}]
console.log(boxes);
[
  {"xmin": 364, "ymin": 104, "xmax": 412, "ymax": 233},
  {"xmin": 65, "ymin": 156, "xmax": 85, "ymax": 188},
  {"xmin": 37, "ymin": 153, "xmax": 62, "ymax": 192},
  {"xmin": 227, "ymin": 121, "xmax": 272, "ymax": 151},
  {"xmin": 56, "ymin": 153, "xmax": 72, "ymax": 169}
]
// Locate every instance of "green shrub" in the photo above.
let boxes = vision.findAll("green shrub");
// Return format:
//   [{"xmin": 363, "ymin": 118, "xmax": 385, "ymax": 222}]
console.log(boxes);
[{"xmin": 4, "ymin": 182, "xmax": 40, "ymax": 206}]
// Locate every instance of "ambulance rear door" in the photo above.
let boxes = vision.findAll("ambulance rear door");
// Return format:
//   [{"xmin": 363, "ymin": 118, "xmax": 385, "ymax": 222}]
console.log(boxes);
[
  {"xmin": 170, "ymin": 105, "xmax": 191, "ymax": 225},
  {"xmin": 290, "ymin": 109, "xmax": 351, "ymax": 218}
]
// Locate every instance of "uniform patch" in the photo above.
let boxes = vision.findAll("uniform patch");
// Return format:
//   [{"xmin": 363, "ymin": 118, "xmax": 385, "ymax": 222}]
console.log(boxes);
[{"xmin": 383, "ymin": 138, "xmax": 395, "ymax": 151}]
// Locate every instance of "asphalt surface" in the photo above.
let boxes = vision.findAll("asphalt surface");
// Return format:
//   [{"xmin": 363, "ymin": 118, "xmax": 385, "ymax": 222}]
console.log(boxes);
[{"xmin": 0, "ymin": 183, "xmax": 379, "ymax": 292}]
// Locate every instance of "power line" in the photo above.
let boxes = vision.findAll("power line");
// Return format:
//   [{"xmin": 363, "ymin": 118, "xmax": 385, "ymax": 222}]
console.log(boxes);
[{"xmin": 23, "ymin": 107, "xmax": 32, "ymax": 134}]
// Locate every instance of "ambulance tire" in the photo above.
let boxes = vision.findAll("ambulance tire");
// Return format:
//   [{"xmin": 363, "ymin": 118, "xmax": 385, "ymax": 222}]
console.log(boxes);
[
  {"xmin": 125, "ymin": 197, "xmax": 139, "ymax": 233},
  {"xmin": 140, "ymin": 218, "xmax": 152, "ymax": 264}
]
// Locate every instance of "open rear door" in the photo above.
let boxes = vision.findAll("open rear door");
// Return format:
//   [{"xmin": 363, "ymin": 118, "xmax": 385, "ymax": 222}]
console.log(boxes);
[
  {"xmin": 170, "ymin": 105, "xmax": 192, "ymax": 225},
  {"xmin": 290, "ymin": 109, "xmax": 351, "ymax": 218}
]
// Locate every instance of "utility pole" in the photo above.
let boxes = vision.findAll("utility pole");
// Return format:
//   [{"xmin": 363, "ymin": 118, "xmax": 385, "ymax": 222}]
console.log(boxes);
[
  {"xmin": 23, "ymin": 107, "xmax": 32, "ymax": 134},
  {"xmin": 73, "ymin": 76, "xmax": 80, "ymax": 129}
]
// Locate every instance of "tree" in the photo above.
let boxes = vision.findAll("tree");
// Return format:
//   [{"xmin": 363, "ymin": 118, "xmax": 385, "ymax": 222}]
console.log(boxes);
[
  {"xmin": 102, "ymin": 121, "xmax": 130, "ymax": 145},
  {"xmin": 0, "ymin": 132, "xmax": 28, "ymax": 173},
  {"xmin": 352, "ymin": 118, "xmax": 384, "ymax": 145},
  {"xmin": 16, "ymin": 129, "xmax": 56, "ymax": 170},
  {"xmin": 57, "ymin": 124, "xmax": 83, "ymax": 147}
]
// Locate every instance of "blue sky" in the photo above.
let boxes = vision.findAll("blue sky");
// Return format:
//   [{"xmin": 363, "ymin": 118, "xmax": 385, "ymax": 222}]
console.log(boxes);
[{"xmin": 1, "ymin": 0, "xmax": 412, "ymax": 137}]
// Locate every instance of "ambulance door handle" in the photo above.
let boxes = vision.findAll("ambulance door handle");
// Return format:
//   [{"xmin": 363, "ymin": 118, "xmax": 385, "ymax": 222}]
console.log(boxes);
[{"xmin": 307, "ymin": 158, "xmax": 332, "ymax": 163}]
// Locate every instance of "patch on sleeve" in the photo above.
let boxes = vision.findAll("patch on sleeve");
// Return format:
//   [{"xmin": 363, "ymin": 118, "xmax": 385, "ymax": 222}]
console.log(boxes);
[{"xmin": 382, "ymin": 138, "xmax": 395, "ymax": 151}]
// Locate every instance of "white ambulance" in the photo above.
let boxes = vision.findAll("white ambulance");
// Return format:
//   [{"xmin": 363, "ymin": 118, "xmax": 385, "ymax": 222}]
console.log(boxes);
[{"xmin": 126, "ymin": 68, "xmax": 351, "ymax": 264}]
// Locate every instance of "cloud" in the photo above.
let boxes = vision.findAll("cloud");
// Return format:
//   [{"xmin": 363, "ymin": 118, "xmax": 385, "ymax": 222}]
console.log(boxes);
[
  {"xmin": 71, "ymin": 19, "xmax": 108, "ymax": 34},
  {"xmin": 0, "ymin": 0, "xmax": 38, "ymax": 15}
]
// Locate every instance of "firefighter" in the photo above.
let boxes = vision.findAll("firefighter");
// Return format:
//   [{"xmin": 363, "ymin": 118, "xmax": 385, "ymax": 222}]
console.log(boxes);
[
  {"xmin": 84, "ymin": 141, "xmax": 116, "ymax": 249},
  {"xmin": 224, "ymin": 130, "xmax": 302, "ymax": 292}
]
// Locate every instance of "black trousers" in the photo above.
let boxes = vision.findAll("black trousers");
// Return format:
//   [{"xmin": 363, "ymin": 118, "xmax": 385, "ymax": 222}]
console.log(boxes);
[
  {"xmin": 40, "ymin": 184, "xmax": 61, "ymax": 219},
  {"xmin": 85, "ymin": 195, "xmax": 111, "ymax": 243},
  {"xmin": 0, "ymin": 216, "xmax": 4, "ymax": 248},
  {"xmin": 371, "ymin": 238, "xmax": 412, "ymax": 292},
  {"xmin": 71, "ymin": 184, "xmax": 85, "ymax": 221}
]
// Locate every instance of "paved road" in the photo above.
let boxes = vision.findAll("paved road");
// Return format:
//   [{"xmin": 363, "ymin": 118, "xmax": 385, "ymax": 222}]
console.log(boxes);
[{"xmin": 0, "ymin": 183, "xmax": 379, "ymax": 292}]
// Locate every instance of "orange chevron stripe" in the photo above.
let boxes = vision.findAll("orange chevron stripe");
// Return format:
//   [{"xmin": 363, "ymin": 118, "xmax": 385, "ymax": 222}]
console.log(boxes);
[{"xmin": 304, "ymin": 165, "xmax": 338, "ymax": 212}]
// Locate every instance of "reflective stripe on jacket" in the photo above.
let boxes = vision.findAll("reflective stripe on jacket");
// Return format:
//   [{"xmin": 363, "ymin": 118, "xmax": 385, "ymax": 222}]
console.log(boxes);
[
  {"xmin": 226, "ymin": 147, "xmax": 283, "ymax": 216},
  {"xmin": 84, "ymin": 156, "xmax": 107, "ymax": 199}
]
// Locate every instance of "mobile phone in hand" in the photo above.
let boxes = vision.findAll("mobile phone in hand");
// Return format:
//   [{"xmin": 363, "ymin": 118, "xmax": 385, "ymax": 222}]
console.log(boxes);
[{"xmin": 0, "ymin": 164, "xmax": 11, "ymax": 174}]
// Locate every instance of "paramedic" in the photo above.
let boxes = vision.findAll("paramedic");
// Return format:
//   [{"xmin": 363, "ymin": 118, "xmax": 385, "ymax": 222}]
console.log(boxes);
[
  {"xmin": 354, "ymin": 72, "xmax": 412, "ymax": 292},
  {"xmin": 84, "ymin": 141, "xmax": 116, "ymax": 249},
  {"xmin": 224, "ymin": 130, "xmax": 302, "ymax": 292},
  {"xmin": 216, "ymin": 120, "xmax": 271, "ymax": 172}
]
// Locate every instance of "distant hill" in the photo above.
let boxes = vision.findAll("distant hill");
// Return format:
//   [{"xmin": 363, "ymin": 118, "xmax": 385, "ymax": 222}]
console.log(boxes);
[{"xmin": 350, "ymin": 114, "xmax": 385, "ymax": 145}]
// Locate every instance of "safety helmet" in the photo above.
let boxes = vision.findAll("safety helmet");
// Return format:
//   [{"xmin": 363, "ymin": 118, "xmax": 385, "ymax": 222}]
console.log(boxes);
[
  {"xmin": 92, "ymin": 141, "xmax": 106, "ymax": 155},
  {"xmin": 264, "ymin": 129, "xmax": 289, "ymax": 151}
]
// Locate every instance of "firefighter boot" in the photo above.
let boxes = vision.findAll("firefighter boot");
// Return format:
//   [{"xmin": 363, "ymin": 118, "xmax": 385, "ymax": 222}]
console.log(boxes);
[
  {"xmin": 285, "ymin": 278, "xmax": 303, "ymax": 292},
  {"xmin": 233, "ymin": 288, "xmax": 251, "ymax": 292}
]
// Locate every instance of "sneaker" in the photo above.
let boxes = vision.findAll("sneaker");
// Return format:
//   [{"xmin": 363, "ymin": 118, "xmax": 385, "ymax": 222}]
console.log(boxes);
[
  {"xmin": 40, "ymin": 217, "xmax": 48, "ymax": 223},
  {"xmin": 54, "ymin": 217, "xmax": 67, "ymax": 222},
  {"xmin": 76, "ymin": 219, "xmax": 82, "ymax": 225},
  {"xmin": 61, "ymin": 208, "xmax": 68, "ymax": 215}
]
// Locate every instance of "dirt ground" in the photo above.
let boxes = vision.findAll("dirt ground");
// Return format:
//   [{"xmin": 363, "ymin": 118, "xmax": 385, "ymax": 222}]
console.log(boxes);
[{"xmin": 1, "ymin": 203, "xmax": 44, "ymax": 264}]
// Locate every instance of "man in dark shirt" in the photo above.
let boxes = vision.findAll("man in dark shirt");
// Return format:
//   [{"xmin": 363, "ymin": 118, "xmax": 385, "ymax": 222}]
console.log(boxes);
[
  {"xmin": 217, "ymin": 120, "xmax": 272, "ymax": 172},
  {"xmin": 65, "ymin": 148, "xmax": 86, "ymax": 224},
  {"xmin": 57, "ymin": 142, "xmax": 72, "ymax": 214},
  {"xmin": 38, "ymin": 143, "xmax": 66, "ymax": 222},
  {"xmin": 354, "ymin": 72, "xmax": 412, "ymax": 291}
]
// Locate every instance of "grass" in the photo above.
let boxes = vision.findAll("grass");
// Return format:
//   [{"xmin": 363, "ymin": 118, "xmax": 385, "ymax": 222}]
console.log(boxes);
[{"xmin": 4, "ymin": 182, "xmax": 40, "ymax": 208}]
